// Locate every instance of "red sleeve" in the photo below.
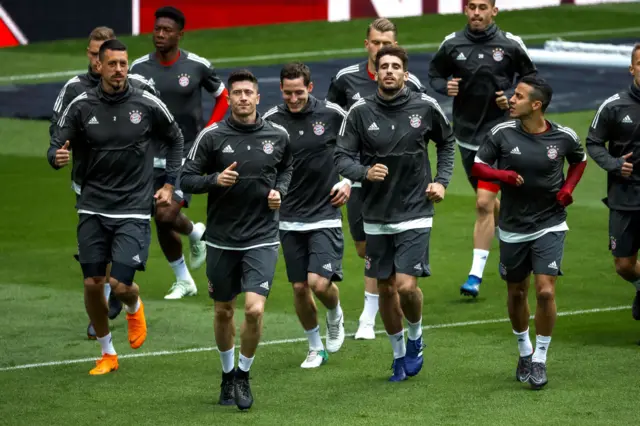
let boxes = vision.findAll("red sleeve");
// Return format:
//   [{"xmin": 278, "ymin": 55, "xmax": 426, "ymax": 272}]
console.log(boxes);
[
  {"xmin": 560, "ymin": 160, "xmax": 587, "ymax": 194},
  {"xmin": 206, "ymin": 88, "xmax": 229, "ymax": 126},
  {"xmin": 471, "ymin": 162, "xmax": 518, "ymax": 185}
]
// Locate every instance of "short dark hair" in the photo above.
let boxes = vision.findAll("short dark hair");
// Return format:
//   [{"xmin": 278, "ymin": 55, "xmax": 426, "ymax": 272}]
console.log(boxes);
[
  {"xmin": 280, "ymin": 62, "xmax": 312, "ymax": 86},
  {"xmin": 375, "ymin": 46, "xmax": 409, "ymax": 71},
  {"xmin": 155, "ymin": 6, "xmax": 185, "ymax": 30},
  {"xmin": 228, "ymin": 69, "xmax": 259, "ymax": 90},
  {"xmin": 632, "ymin": 43, "xmax": 640, "ymax": 65},
  {"xmin": 99, "ymin": 39, "xmax": 127, "ymax": 61},
  {"xmin": 520, "ymin": 75, "xmax": 553, "ymax": 113}
]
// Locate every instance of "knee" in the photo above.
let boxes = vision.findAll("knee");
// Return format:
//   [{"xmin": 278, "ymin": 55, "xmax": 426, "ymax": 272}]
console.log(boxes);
[
  {"xmin": 536, "ymin": 286, "xmax": 555, "ymax": 303},
  {"xmin": 155, "ymin": 204, "xmax": 179, "ymax": 225},
  {"xmin": 308, "ymin": 275, "xmax": 330, "ymax": 294},
  {"xmin": 508, "ymin": 285, "xmax": 527, "ymax": 302},
  {"xmin": 214, "ymin": 303, "xmax": 234, "ymax": 323},
  {"xmin": 245, "ymin": 301, "xmax": 265, "ymax": 324},
  {"xmin": 355, "ymin": 242, "xmax": 366, "ymax": 259},
  {"xmin": 111, "ymin": 282, "xmax": 134, "ymax": 298},
  {"xmin": 615, "ymin": 258, "xmax": 636, "ymax": 281},
  {"xmin": 377, "ymin": 280, "xmax": 396, "ymax": 297},
  {"xmin": 476, "ymin": 194, "xmax": 496, "ymax": 216},
  {"xmin": 292, "ymin": 282, "xmax": 309, "ymax": 297},
  {"xmin": 396, "ymin": 278, "xmax": 417, "ymax": 298},
  {"xmin": 83, "ymin": 277, "xmax": 106, "ymax": 291}
]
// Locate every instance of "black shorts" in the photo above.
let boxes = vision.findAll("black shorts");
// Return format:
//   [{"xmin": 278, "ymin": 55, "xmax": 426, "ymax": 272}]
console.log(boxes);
[
  {"xmin": 77, "ymin": 214, "xmax": 151, "ymax": 283},
  {"xmin": 206, "ymin": 244, "xmax": 279, "ymax": 302},
  {"xmin": 153, "ymin": 167, "xmax": 191, "ymax": 208},
  {"xmin": 364, "ymin": 228, "xmax": 431, "ymax": 280},
  {"xmin": 459, "ymin": 145, "xmax": 500, "ymax": 193},
  {"xmin": 609, "ymin": 209, "xmax": 640, "ymax": 258},
  {"xmin": 280, "ymin": 227, "xmax": 344, "ymax": 283},
  {"xmin": 346, "ymin": 186, "xmax": 366, "ymax": 242},
  {"xmin": 499, "ymin": 231, "xmax": 565, "ymax": 282}
]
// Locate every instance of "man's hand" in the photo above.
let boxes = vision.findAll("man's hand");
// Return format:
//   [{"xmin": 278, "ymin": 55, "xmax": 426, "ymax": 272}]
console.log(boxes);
[
  {"xmin": 496, "ymin": 91, "xmax": 509, "ymax": 110},
  {"xmin": 621, "ymin": 152, "xmax": 633, "ymax": 177},
  {"xmin": 504, "ymin": 171, "xmax": 524, "ymax": 186},
  {"xmin": 426, "ymin": 182, "xmax": 446, "ymax": 202},
  {"xmin": 556, "ymin": 189, "xmax": 573, "ymax": 207},
  {"xmin": 366, "ymin": 164, "xmax": 388, "ymax": 182},
  {"xmin": 447, "ymin": 78, "xmax": 461, "ymax": 97},
  {"xmin": 55, "ymin": 140, "xmax": 71, "ymax": 167},
  {"xmin": 330, "ymin": 180, "xmax": 351, "ymax": 207},
  {"xmin": 154, "ymin": 183, "xmax": 174, "ymax": 206},
  {"xmin": 217, "ymin": 161, "xmax": 239, "ymax": 186},
  {"xmin": 268, "ymin": 189, "xmax": 281, "ymax": 210}
]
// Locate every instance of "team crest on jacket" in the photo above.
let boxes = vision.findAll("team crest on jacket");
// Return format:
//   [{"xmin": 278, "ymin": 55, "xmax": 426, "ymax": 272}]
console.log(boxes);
[
  {"xmin": 409, "ymin": 114, "xmax": 422, "ymax": 128},
  {"xmin": 129, "ymin": 110, "xmax": 142, "ymax": 124},
  {"xmin": 178, "ymin": 73, "xmax": 190, "ymax": 87},
  {"xmin": 262, "ymin": 140, "xmax": 274, "ymax": 154},
  {"xmin": 492, "ymin": 47, "xmax": 504, "ymax": 62},
  {"xmin": 546, "ymin": 145, "xmax": 558, "ymax": 160},
  {"xmin": 313, "ymin": 121, "xmax": 326, "ymax": 136}
]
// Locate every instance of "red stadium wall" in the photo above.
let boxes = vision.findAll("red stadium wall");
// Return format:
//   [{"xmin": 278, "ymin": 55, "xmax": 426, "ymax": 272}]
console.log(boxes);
[{"xmin": 135, "ymin": 0, "xmax": 639, "ymax": 33}]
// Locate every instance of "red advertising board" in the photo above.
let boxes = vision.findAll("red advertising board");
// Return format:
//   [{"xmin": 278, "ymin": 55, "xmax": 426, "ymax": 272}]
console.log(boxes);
[{"xmin": 139, "ymin": 0, "xmax": 328, "ymax": 33}]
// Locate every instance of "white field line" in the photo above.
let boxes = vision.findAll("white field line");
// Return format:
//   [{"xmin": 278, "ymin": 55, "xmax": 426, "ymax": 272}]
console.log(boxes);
[
  {"xmin": 0, "ymin": 305, "xmax": 627, "ymax": 372},
  {"xmin": 0, "ymin": 26, "xmax": 638, "ymax": 83}
]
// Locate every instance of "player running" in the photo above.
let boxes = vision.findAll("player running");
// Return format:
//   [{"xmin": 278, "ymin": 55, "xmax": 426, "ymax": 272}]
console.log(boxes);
[
  {"xmin": 326, "ymin": 18, "xmax": 426, "ymax": 340},
  {"xmin": 335, "ymin": 46, "xmax": 455, "ymax": 381},
  {"xmin": 428, "ymin": 0, "xmax": 536, "ymax": 298},
  {"xmin": 130, "ymin": 6, "xmax": 229, "ymax": 300},
  {"xmin": 181, "ymin": 70, "xmax": 293, "ymax": 410},
  {"xmin": 586, "ymin": 43, "xmax": 640, "ymax": 323},
  {"xmin": 49, "ymin": 26, "xmax": 157, "ymax": 339},
  {"xmin": 472, "ymin": 76, "xmax": 587, "ymax": 390},
  {"xmin": 48, "ymin": 40, "xmax": 184, "ymax": 375},
  {"xmin": 263, "ymin": 62, "xmax": 349, "ymax": 368}
]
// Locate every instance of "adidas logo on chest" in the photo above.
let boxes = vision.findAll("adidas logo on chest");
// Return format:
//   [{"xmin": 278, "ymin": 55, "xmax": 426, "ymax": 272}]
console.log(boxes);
[
  {"xmin": 622, "ymin": 115, "xmax": 633, "ymax": 124},
  {"xmin": 510, "ymin": 146, "xmax": 521, "ymax": 155}
]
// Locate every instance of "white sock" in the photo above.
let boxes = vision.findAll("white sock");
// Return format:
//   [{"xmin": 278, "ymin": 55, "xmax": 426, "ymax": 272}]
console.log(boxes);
[
  {"xmin": 97, "ymin": 333, "xmax": 117, "ymax": 355},
  {"xmin": 219, "ymin": 347, "xmax": 235, "ymax": 374},
  {"xmin": 188, "ymin": 222, "xmax": 205, "ymax": 244},
  {"xmin": 388, "ymin": 330, "xmax": 406, "ymax": 359},
  {"xmin": 169, "ymin": 256, "xmax": 192, "ymax": 282},
  {"xmin": 238, "ymin": 353, "xmax": 254, "ymax": 372},
  {"xmin": 103, "ymin": 283, "xmax": 111, "ymax": 301},
  {"xmin": 407, "ymin": 319, "xmax": 423, "ymax": 341},
  {"xmin": 532, "ymin": 335, "xmax": 551, "ymax": 364},
  {"xmin": 469, "ymin": 249, "xmax": 490, "ymax": 278},
  {"xmin": 124, "ymin": 298, "xmax": 140, "ymax": 314},
  {"xmin": 327, "ymin": 301, "xmax": 343, "ymax": 322},
  {"xmin": 513, "ymin": 328, "xmax": 533, "ymax": 357},
  {"xmin": 360, "ymin": 291, "xmax": 379, "ymax": 323},
  {"xmin": 305, "ymin": 325, "xmax": 324, "ymax": 351}
]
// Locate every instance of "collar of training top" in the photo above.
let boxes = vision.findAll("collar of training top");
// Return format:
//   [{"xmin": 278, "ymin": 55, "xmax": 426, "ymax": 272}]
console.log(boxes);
[
  {"xmin": 86, "ymin": 65, "xmax": 100, "ymax": 85},
  {"xmin": 96, "ymin": 79, "xmax": 132, "ymax": 104},
  {"xmin": 282, "ymin": 95, "xmax": 318, "ymax": 116},
  {"xmin": 464, "ymin": 22, "xmax": 498, "ymax": 43},
  {"xmin": 629, "ymin": 81, "xmax": 640, "ymax": 103},
  {"xmin": 226, "ymin": 111, "xmax": 265, "ymax": 133},
  {"xmin": 374, "ymin": 86, "xmax": 411, "ymax": 109}
]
